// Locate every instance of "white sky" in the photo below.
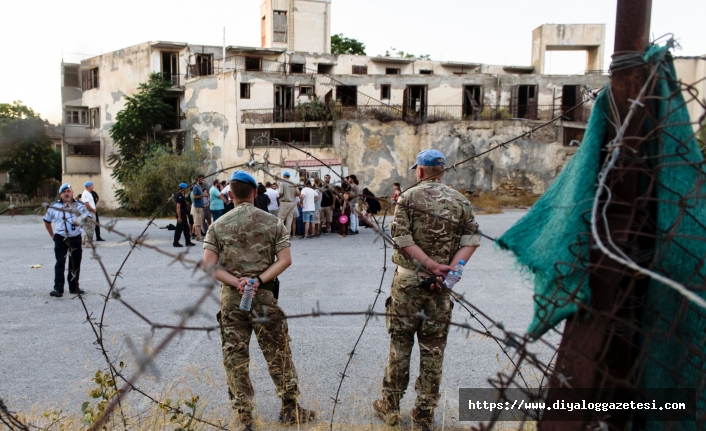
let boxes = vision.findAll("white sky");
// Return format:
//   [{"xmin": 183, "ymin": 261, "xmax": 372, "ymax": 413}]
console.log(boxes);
[{"xmin": 1, "ymin": 0, "xmax": 704, "ymax": 124}]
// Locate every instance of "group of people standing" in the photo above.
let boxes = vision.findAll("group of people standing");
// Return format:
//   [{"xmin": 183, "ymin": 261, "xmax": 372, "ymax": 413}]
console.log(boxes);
[
  {"xmin": 257, "ymin": 172, "xmax": 383, "ymax": 239},
  {"xmin": 173, "ymin": 175, "xmax": 236, "ymax": 247}
]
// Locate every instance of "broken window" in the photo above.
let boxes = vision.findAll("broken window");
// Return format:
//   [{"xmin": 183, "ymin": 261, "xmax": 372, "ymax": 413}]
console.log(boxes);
[
  {"xmin": 289, "ymin": 63, "xmax": 305, "ymax": 74},
  {"xmin": 273, "ymin": 11, "xmax": 288, "ymax": 43},
  {"xmin": 247, "ymin": 127, "xmax": 331, "ymax": 147},
  {"xmin": 463, "ymin": 85, "xmax": 483, "ymax": 118},
  {"xmin": 67, "ymin": 143, "xmax": 100, "ymax": 156},
  {"xmin": 299, "ymin": 86, "xmax": 314, "ymax": 98},
  {"xmin": 404, "ymin": 85, "xmax": 428, "ymax": 119},
  {"xmin": 64, "ymin": 66, "xmax": 79, "ymax": 87},
  {"xmin": 82, "ymin": 68, "xmax": 99, "ymax": 90},
  {"xmin": 336, "ymin": 85, "xmax": 357, "ymax": 107},
  {"xmin": 385, "ymin": 68, "xmax": 400, "ymax": 75},
  {"xmin": 318, "ymin": 64, "xmax": 333, "ymax": 74},
  {"xmin": 510, "ymin": 84, "xmax": 539, "ymax": 120},
  {"xmin": 380, "ymin": 84, "xmax": 391, "ymax": 100},
  {"xmin": 419, "ymin": 69, "xmax": 433, "ymax": 75},
  {"xmin": 162, "ymin": 97, "xmax": 180, "ymax": 130},
  {"xmin": 89, "ymin": 108, "xmax": 100, "ymax": 129},
  {"xmin": 193, "ymin": 54, "xmax": 213, "ymax": 77},
  {"xmin": 274, "ymin": 85, "xmax": 295, "ymax": 122},
  {"xmin": 161, "ymin": 52, "xmax": 180, "ymax": 86},
  {"xmin": 563, "ymin": 126, "xmax": 585, "ymax": 146},
  {"xmin": 561, "ymin": 85, "xmax": 582, "ymax": 121},
  {"xmin": 245, "ymin": 57, "xmax": 262, "ymax": 71},
  {"xmin": 240, "ymin": 83, "xmax": 251, "ymax": 99},
  {"xmin": 352, "ymin": 65, "xmax": 367, "ymax": 75}
]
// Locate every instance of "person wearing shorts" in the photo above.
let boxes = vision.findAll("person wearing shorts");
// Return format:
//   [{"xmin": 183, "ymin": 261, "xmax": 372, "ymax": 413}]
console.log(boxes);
[{"xmin": 299, "ymin": 182, "xmax": 318, "ymax": 239}]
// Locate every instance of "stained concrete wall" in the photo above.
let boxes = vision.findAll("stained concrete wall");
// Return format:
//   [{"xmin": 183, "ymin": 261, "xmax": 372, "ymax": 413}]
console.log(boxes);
[
  {"xmin": 531, "ymin": 24, "xmax": 606, "ymax": 74},
  {"xmin": 339, "ymin": 120, "xmax": 574, "ymax": 197}
]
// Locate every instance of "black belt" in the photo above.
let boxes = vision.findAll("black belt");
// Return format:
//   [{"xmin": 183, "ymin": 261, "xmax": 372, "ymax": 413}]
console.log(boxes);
[{"xmin": 280, "ymin": 200, "xmax": 293, "ymax": 202}]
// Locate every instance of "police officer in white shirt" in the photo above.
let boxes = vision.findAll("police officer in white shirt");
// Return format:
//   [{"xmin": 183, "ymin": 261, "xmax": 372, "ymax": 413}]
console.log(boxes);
[{"xmin": 43, "ymin": 183, "xmax": 92, "ymax": 297}]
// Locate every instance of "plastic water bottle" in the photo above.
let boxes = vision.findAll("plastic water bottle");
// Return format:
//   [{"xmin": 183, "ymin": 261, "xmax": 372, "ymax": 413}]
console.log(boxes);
[
  {"xmin": 444, "ymin": 260, "xmax": 466, "ymax": 289},
  {"xmin": 239, "ymin": 279, "xmax": 255, "ymax": 311}
]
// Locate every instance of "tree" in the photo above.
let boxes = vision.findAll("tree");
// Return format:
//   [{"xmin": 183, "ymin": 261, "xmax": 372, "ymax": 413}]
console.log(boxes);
[
  {"xmin": 383, "ymin": 47, "xmax": 431, "ymax": 60},
  {"xmin": 120, "ymin": 142, "xmax": 210, "ymax": 215},
  {"xmin": 108, "ymin": 73, "xmax": 179, "ymax": 208},
  {"xmin": 0, "ymin": 101, "xmax": 57, "ymax": 196},
  {"xmin": 331, "ymin": 34, "xmax": 366, "ymax": 55}
]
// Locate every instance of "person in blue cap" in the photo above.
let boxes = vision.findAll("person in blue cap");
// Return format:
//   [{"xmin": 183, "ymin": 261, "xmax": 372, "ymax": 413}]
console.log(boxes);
[
  {"xmin": 203, "ymin": 170, "xmax": 315, "ymax": 429},
  {"xmin": 372, "ymin": 148, "xmax": 481, "ymax": 430},
  {"xmin": 173, "ymin": 182, "xmax": 195, "ymax": 247},
  {"xmin": 42, "ymin": 183, "xmax": 93, "ymax": 297}
]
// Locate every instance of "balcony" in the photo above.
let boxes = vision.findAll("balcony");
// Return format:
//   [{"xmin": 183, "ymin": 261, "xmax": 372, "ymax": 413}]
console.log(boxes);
[
  {"xmin": 163, "ymin": 73, "xmax": 185, "ymax": 89},
  {"xmin": 241, "ymin": 104, "xmax": 593, "ymax": 124},
  {"xmin": 63, "ymin": 125, "xmax": 92, "ymax": 138}
]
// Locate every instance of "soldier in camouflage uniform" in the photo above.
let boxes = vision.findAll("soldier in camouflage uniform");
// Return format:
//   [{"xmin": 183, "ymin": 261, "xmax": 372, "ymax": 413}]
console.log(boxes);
[
  {"xmin": 203, "ymin": 170, "xmax": 315, "ymax": 431},
  {"xmin": 373, "ymin": 149, "xmax": 481, "ymax": 430}
]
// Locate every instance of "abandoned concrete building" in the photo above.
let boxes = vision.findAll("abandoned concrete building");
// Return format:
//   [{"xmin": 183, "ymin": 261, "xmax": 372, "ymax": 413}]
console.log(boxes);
[{"xmin": 58, "ymin": 0, "xmax": 705, "ymax": 209}]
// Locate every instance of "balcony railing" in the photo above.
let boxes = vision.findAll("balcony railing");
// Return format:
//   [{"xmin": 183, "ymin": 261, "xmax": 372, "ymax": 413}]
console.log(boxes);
[
  {"xmin": 241, "ymin": 104, "xmax": 593, "ymax": 124},
  {"xmin": 63, "ymin": 125, "xmax": 92, "ymax": 138},
  {"xmin": 163, "ymin": 73, "xmax": 186, "ymax": 88}
]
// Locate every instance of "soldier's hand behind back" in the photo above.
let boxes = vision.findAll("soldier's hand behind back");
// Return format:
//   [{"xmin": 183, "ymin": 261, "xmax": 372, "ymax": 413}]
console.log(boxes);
[{"xmin": 236, "ymin": 277, "xmax": 257, "ymax": 295}]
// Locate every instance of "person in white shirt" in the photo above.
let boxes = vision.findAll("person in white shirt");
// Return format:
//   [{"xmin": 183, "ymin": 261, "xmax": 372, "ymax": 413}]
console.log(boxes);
[
  {"xmin": 265, "ymin": 181, "xmax": 280, "ymax": 216},
  {"xmin": 80, "ymin": 181, "xmax": 97, "ymax": 245},
  {"xmin": 299, "ymin": 181, "xmax": 319, "ymax": 239}
]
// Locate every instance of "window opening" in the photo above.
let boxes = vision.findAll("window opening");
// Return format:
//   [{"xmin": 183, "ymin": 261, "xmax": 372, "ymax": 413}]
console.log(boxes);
[
  {"xmin": 463, "ymin": 85, "xmax": 483, "ymax": 118},
  {"xmin": 194, "ymin": 54, "xmax": 213, "ymax": 76},
  {"xmin": 161, "ymin": 52, "xmax": 180, "ymax": 86},
  {"xmin": 336, "ymin": 85, "xmax": 358, "ymax": 107},
  {"xmin": 352, "ymin": 65, "xmax": 367, "ymax": 75},
  {"xmin": 419, "ymin": 69, "xmax": 433, "ymax": 75},
  {"xmin": 380, "ymin": 84, "xmax": 391, "ymax": 100},
  {"xmin": 299, "ymin": 86, "xmax": 314, "ymax": 98},
  {"xmin": 385, "ymin": 68, "xmax": 400, "ymax": 75},
  {"xmin": 290, "ymin": 63, "xmax": 305, "ymax": 74},
  {"xmin": 245, "ymin": 57, "xmax": 262, "ymax": 71},
  {"xmin": 511, "ymin": 84, "xmax": 539, "ymax": 119},
  {"xmin": 561, "ymin": 85, "xmax": 581, "ymax": 121},
  {"xmin": 162, "ymin": 97, "xmax": 180, "ymax": 130},
  {"xmin": 82, "ymin": 68, "xmax": 99, "ymax": 90},
  {"xmin": 406, "ymin": 85, "xmax": 427, "ymax": 118},
  {"xmin": 274, "ymin": 85, "xmax": 295, "ymax": 122},
  {"xmin": 64, "ymin": 66, "xmax": 79, "ymax": 87},
  {"xmin": 240, "ymin": 83, "xmax": 251, "ymax": 99},
  {"xmin": 318, "ymin": 64, "xmax": 333, "ymax": 74},
  {"xmin": 247, "ymin": 127, "xmax": 332, "ymax": 147},
  {"xmin": 89, "ymin": 108, "xmax": 100, "ymax": 129}
]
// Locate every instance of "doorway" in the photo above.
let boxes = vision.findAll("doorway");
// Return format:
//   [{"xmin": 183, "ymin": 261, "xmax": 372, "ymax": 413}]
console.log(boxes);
[
  {"xmin": 274, "ymin": 85, "xmax": 294, "ymax": 122},
  {"xmin": 463, "ymin": 85, "xmax": 483, "ymax": 118},
  {"xmin": 405, "ymin": 85, "xmax": 427, "ymax": 119}
]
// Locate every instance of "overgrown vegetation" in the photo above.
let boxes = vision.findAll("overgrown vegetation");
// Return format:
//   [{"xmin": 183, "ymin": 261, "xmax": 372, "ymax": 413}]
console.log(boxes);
[
  {"xmin": 383, "ymin": 47, "xmax": 431, "ymax": 60},
  {"xmin": 330, "ymin": 34, "xmax": 366, "ymax": 55},
  {"xmin": 108, "ymin": 73, "xmax": 207, "ymax": 215},
  {"xmin": 296, "ymin": 95, "xmax": 338, "ymax": 147},
  {"xmin": 0, "ymin": 101, "xmax": 60, "ymax": 197}
]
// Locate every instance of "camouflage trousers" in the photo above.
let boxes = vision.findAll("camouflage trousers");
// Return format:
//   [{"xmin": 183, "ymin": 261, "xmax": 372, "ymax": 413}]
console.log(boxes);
[
  {"xmin": 382, "ymin": 271, "xmax": 453, "ymax": 410},
  {"xmin": 218, "ymin": 285, "xmax": 299, "ymax": 414},
  {"xmin": 82, "ymin": 218, "xmax": 94, "ymax": 245}
]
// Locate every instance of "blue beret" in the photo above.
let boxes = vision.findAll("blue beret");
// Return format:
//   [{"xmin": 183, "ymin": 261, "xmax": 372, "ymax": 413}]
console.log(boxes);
[
  {"xmin": 84, "ymin": 181, "xmax": 93, "ymax": 187},
  {"xmin": 179, "ymin": 183, "xmax": 188, "ymax": 189},
  {"xmin": 59, "ymin": 183, "xmax": 71, "ymax": 193},
  {"xmin": 410, "ymin": 149, "xmax": 446, "ymax": 170},
  {"xmin": 230, "ymin": 170, "xmax": 257, "ymax": 188},
  {"xmin": 283, "ymin": 172, "xmax": 291, "ymax": 177}
]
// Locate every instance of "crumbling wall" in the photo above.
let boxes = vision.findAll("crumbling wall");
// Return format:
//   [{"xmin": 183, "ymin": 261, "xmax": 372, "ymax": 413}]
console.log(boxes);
[{"xmin": 339, "ymin": 119, "xmax": 577, "ymax": 197}]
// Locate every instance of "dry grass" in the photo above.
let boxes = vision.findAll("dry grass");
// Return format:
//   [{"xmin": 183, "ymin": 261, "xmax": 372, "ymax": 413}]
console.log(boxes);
[{"xmin": 465, "ymin": 193, "xmax": 539, "ymax": 215}]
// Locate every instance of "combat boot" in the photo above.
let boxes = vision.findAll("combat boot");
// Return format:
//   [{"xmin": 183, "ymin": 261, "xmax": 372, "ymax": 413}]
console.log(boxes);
[
  {"xmin": 411, "ymin": 407, "xmax": 434, "ymax": 431},
  {"xmin": 237, "ymin": 411, "xmax": 254, "ymax": 431},
  {"xmin": 279, "ymin": 400, "xmax": 316, "ymax": 424},
  {"xmin": 372, "ymin": 397, "xmax": 400, "ymax": 426}
]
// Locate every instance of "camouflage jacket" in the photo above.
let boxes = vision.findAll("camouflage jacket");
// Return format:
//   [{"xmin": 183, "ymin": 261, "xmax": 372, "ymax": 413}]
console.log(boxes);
[
  {"xmin": 391, "ymin": 179, "xmax": 480, "ymax": 270},
  {"xmin": 204, "ymin": 202, "xmax": 290, "ymax": 280}
]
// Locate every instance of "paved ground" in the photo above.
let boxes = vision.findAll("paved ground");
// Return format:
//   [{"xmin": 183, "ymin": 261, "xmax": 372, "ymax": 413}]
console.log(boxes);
[{"xmin": 0, "ymin": 210, "xmax": 559, "ymax": 427}]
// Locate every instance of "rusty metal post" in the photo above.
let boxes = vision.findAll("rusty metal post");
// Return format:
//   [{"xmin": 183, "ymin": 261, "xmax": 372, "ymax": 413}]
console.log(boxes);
[{"xmin": 540, "ymin": 0, "xmax": 652, "ymax": 429}]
